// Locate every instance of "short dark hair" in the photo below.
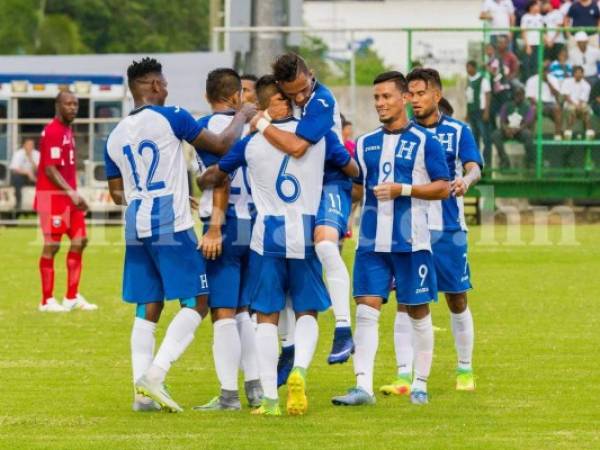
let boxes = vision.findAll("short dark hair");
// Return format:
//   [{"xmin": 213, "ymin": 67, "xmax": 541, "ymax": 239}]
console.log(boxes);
[
  {"xmin": 573, "ymin": 65, "xmax": 584, "ymax": 74},
  {"xmin": 127, "ymin": 57, "xmax": 162, "ymax": 87},
  {"xmin": 341, "ymin": 113, "xmax": 352, "ymax": 128},
  {"xmin": 55, "ymin": 89, "xmax": 75, "ymax": 103},
  {"xmin": 241, "ymin": 74, "xmax": 258, "ymax": 82},
  {"xmin": 272, "ymin": 52, "xmax": 309, "ymax": 83},
  {"xmin": 372, "ymin": 71, "xmax": 408, "ymax": 93},
  {"xmin": 255, "ymin": 74, "xmax": 283, "ymax": 110},
  {"xmin": 466, "ymin": 60, "xmax": 478, "ymax": 69},
  {"xmin": 438, "ymin": 97, "xmax": 454, "ymax": 117},
  {"xmin": 526, "ymin": 0, "xmax": 538, "ymax": 12},
  {"xmin": 406, "ymin": 67, "xmax": 442, "ymax": 90},
  {"xmin": 205, "ymin": 68, "xmax": 241, "ymax": 103}
]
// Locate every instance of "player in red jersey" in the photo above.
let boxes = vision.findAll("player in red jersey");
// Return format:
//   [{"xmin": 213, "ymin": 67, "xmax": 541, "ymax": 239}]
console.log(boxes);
[{"xmin": 35, "ymin": 90, "xmax": 97, "ymax": 312}]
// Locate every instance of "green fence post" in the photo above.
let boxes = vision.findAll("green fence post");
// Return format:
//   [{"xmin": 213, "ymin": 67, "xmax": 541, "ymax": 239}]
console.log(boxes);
[
  {"xmin": 407, "ymin": 29, "xmax": 413, "ymax": 72},
  {"xmin": 535, "ymin": 28, "xmax": 544, "ymax": 179}
]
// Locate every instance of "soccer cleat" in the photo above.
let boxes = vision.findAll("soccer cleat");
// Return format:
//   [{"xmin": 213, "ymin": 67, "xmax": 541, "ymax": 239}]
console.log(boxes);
[
  {"xmin": 379, "ymin": 373, "xmax": 412, "ymax": 396},
  {"xmin": 132, "ymin": 399, "xmax": 161, "ymax": 412},
  {"xmin": 244, "ymin": 379, "xmax": 263, "ymax": 409},
  {"xmin": 327, "ymin": 326, "xmax": 354, "ymax": 365},
  {"xmin": 286, "ymin": 368, "xmax": 308, "ymax": 416},
  {"xmin": 38, "ymin": 297, "xmax": 68, "ymax": 313},
  {"xmin": 277, "ymin": 345, "xmax": 294, "ymax": 387},
  {"xmin": 586, "ymin": 129, "xmax": 596, "ymax": 140},
  {"xmin": 410, "ymin": 390, "xmax": 429, "ymax": 405},
  {"xmin": 331, "ymin": 387, "xmax": 376, "ymax": 406},
  {"xmin": 456, "ymin": 368, "xmax": 476, "ymax": 391},
  {"xmin": 135, "ymin": 375, "xmax": 183, "ymax": 413},
  {"xmin": 192, "ymin": 395, "xmax": 241, "ymax": 411},
  {"xmin": 62, "ymin": 294, "xmax": 98, "ymax": 311},
  {"xmin": 250, "ymin": 398, "xmax": 281, "ymax": 416}
]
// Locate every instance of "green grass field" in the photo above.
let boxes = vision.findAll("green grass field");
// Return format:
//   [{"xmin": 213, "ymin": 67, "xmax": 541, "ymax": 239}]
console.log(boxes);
[{"xmin": 1, "ymin": 224, "xmax": 599, "ymax": 449}]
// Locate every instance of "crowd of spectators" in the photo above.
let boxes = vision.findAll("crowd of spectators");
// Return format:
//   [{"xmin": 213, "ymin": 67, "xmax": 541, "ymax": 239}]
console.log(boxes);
[{"xmin": 469, "ymin": 0, "xmax": 600, "ymax": 169}]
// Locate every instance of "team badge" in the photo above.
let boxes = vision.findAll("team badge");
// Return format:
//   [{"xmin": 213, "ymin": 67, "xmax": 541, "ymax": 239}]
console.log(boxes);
[
  {"xmin": 52, "ymin": 216, "xmax": 62, "ymax": 228},
  {"xmin": 50, "ymin": 146, "xmax": 61, "ymax": 159}
]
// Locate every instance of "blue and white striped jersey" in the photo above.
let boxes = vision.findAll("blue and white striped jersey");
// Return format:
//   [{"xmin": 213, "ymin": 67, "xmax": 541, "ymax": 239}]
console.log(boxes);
[
  {"xmin": 354, "ymin": 123, "xmax": 449, "ymax": 253},
  {"xmin": 218, "ymin": 117, "xmax": 351, "ymax": 259},
  {"xmin": 422, "ymin": 115, "xmax": 483, "ymax": 232},
  {"xmin": 104, "ymin": 105, "xmax": 204, "ymax": 239},
  {"xmin": 293, "ymin": 81, "xmax": 350, "ymax": 188},
  {"xmin": 195, "ymin": 112, "xmax": 254, "ymax": 222}
]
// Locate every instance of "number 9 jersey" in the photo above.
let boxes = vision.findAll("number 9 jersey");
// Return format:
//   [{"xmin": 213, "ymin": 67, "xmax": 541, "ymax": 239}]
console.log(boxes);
[{"xmin": 104, "ymin": 105, "xmax": 205, "ymax": 240}]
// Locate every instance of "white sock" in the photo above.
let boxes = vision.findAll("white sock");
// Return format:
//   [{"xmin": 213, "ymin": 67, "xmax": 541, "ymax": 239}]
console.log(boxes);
[
  {"xmin": 251, "ymin": 312, "xmax": 258, "ymax": 330},
  {"xmin": 213, "ymin": 318, "xmax": 241, "ymax": 391},
  {"xmin": 394, "ymin": 311, "xmax": 413, "ymax": 377},
  {"xmin": 293, "ymin": 315, "xmax": 319, "ymax": 370},
  {"xmin": 353, "ymin": 304, "xmax": 380, "ymax": 396},
  {"xmin": 451, "ymin": 307, "xmax": 474, "ymax": 370},
  {"xmin": 236, "ymin": 312, "xmax": 260, "ymax": 381},
  {"xmin": 147, "ymin": 308, "xmax": 202, "ymax": 383},
  {"xmin": 278, "ymin": 298, "xmax": 295, "ymax": 348},
  {"xmin": 256, "ymin": 323, "xmax": 279, "ymax": 400},
  {"xmin": 411, "ymin": 314, "xmax": 434, "ymax": 393},
  {"xmin": 131, "ymin": 318, "xmax": 156, "ymax": 402},
  {"xmin": 316, "ymin": 240, "xmax": 351, "ymax": 327}
]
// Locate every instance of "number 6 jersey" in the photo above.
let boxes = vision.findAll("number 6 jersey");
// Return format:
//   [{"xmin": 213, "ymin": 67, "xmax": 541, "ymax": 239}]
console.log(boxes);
[{"xmin": 104, "ymin": 105, "xmax": 205, "ymax": 239}]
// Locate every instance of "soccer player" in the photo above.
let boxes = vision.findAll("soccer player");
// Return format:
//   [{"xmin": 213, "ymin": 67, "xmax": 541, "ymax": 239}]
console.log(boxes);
[
  {"xmin": 104, "ymin": 58, "xmax": 255, "ymax": 413},
  {"xmin": 200, "ymin": 75, "xmax": 359, "ymax": 416},
  {"xmin": 386, "ymin": 67, "xmax": 481, "ymax": 393},
  {"xmin": 35, "ymin": 90, "xmax": 97, "ymax": 312},
  {"xmin": 331, "ymin": 71, "xmax": 450, "ymax": 407},
  {"xmin": 241, "ymin": 74, "xmax": 258, "ymax": 105},
  {"xmin": 191, "ymin": 68, "xmax": 262, "ymax": 411},
  {"xmin": 253, "ymin": 53, "xmax": 354, "ymax": 380}
]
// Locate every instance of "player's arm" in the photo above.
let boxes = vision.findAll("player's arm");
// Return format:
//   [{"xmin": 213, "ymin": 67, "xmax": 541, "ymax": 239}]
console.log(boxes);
[
  {"xmin": 352, "ymin": 182, "xmax": 364, "ymax": 203},
  {"xmin": 198, "ymin": 135, "xmax": 250, "ymax": 189},
  {"xmin": 256, "ymin": 115, "xmax": 311, "ymax": 158},
  {"xmin": 452, "ymin": 127, "xmax": 483, "ymax": 197},
  {"xmin": 44, "ymin": 165, "xmax": 88, "ymax": 211},
  {"xmin": 200, "ymin": 179, "xmax": 229, "ymax": 260},
  {"xmin": 191, "ymin": 104, "xmax": 256, "ymax": 156},
  {"xmin": 324, "ymin": 131, "xmax": 359, "ymax": 178},
  {"xmin": 107, "ymin": 177, "xmax": 126, "ymax": 206}
]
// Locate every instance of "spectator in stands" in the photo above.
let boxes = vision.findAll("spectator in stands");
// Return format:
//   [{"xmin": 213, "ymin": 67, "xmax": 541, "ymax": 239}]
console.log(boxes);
[
  {"xmin": 521, "ymin": 1, "xmax": 545, "ymax": 79},
  {"xmin": 562, "ymin": 65, "xmax": 595, "ymax": 138},
  {"xmin": 10, "ymin": 138, "xmax": 39, "ymax": 212},
  {"xmin": 513, "ymin": 0, "xmax": 531, "ymax": 24},
  {"xmin": 492, "ymin": 87, "xmax": 536, "ymax": 168},
  {"xmin": 240, "ymin": 74, "xmax": 258, "ymax": 105},
  {"xmin": 481, "ymin": 0, "xmax": 516, "ymax": 45},
  {"xmin": 564, "ymin": 0, "xmax": 600, "ymax": 41},
  {"xmin": 496, "ymin": 35, "xmax": 522, "ymax": 81},
  {"xmin": 340, "ymin": 114, "xmax": 356, "ymax": 156},
  {"xmin": 486, "ymin": 42, "xmax": 515, "ymax": 130},
  {"xmin": 525, "ymin": 60, "xmax": 563, "ymax": 138},
  {"xmin": 549, "ymin": 46, "xmax": 574, "ymax": 85},
  {"xmin": 590, "ymin": 77, "xmax": 600, "ymax": 116},
  {"xmin": 466, "ymin": 60, "xmax": 493, "ymax": 165},
  {"xmin": 543, "ymin": 0, "xmax": 567, "ymax": 60},
  {"xmin": 569, "ymin": 31, "xmax": 600, "ymax": 85}
]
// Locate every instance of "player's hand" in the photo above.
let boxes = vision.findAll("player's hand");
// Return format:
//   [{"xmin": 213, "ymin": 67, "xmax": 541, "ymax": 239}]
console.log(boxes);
[
  {"xmin": 200, "ymin": 225, "xmax": 222, "ymax": 260},
  {"xmin": 451, "ymin": 178, "xmax": 469, "ymax": 197},
  {"xmin": 267, "ymin": 101, "xmax": 289, "ymax": 121},
  {"xmin": 189, "ymin": 196, "xmax": 199, "ymax": 211},
  {"xmin": 69, "ymin": 190, "xmax": 88, "ymax": 212},
  {"xmin": 240, "ymin": 103, "xmax": 257, "ymax": 122},
  {"xmin": 373, "ymin": 183, "xmax": 400, "ymax": 201},
  {"xmin": 249, "ymin": 111, "xmax": 264, "ymax": 129}
]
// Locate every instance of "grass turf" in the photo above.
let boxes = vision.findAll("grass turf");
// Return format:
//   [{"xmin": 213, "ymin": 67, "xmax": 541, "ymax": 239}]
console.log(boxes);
[{"xmin": 0, "ymin": 225, "xmax": 598, "ymax": 449}]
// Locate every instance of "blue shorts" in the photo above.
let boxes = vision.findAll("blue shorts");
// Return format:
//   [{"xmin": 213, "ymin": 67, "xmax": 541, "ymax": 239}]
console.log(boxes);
[
  {"xmin": 353, "ymin": 250, "xmax": 438, "ymax": 305},
  {"xmin": 123, "ymin": 228, "xmax": 209, "ymax": 304},
  {"xmin": 204, "ymin": 219, "xmax": 251, "ymax": 309},
  {"xmin": 316, "ymin": 182, "xmax": 352, "ymax": 238},
  {"xmin": 431, "ymin": 230, "xmax": 472, "ymax": 294},
  {"xmin": 245, "ymin": 251, "xmax": 331, "ymax": 314}
]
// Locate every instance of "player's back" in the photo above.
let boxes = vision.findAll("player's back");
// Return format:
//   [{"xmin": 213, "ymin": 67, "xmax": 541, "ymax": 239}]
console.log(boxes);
[
  {"xmin": 243, "ymin": 118, "xmax": 326, "ymax": 259},
  {"xmin": 105, "ymin": 105, "xmax": 196, "ymax": 239}
]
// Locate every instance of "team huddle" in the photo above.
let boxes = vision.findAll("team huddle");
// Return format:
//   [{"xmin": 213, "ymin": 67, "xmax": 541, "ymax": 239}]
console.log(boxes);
[{"xmin": 100, "ymin": 53, "xmax": 482, "ymax": 416}]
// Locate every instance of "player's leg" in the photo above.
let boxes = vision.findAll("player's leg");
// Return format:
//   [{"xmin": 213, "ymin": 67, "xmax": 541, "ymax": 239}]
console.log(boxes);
[
  {"xmin": 286, "ymin": 255, "xmax": 331, "ymax": 415},
  {"xmin": 276, "ymin": 296, "xmax": 295, "ymax": 387},
  {"xmin": 37, "ymin": 209, "xmax": 65, "ymax": 312},
  {"xmin": 379, "ymin": 302, "xmax": 413, "ymax": 396},
  {"xmin": 332, "ymin": 251, "xmax": 391, "ymax": 406},
  {"xmin": 235, "ymin": 306, "xmax": 263, "ymax": 408},
  {"xmin": 315, "ymin": 183, "xmax": 354, "ymax": 364},
  {"xmin": 446, "ymin": 292, "xmax": 475, "ymax": 391},
  {"xmin": 253, "ymin": 311, "xmax": 282, "ymax": 416}
]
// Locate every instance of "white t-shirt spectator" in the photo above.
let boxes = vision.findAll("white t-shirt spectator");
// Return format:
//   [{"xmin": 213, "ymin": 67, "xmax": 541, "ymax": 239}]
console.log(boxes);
[
  {"xmin": 9, "ymin": 148, "xmax": 40, "ymax": 174},
  {"xmin": 521, "ymin": 13, "xmax": 545, "ymax": 46},
  {"xmin": 560, "ymin": 1, "xmax": 572, "ymax": 16},
  {"xmin": 544, "ymin": 9, "xmax": 566, "ymax": 45},
  {"xmin": 481, "ymin": 0, "xmax": 515, "ymax": 35},
  {"xmin": 569, "ymin": 46, "xmax": 600, "ymax": 78},
  {"xmin": 526, "ymin": 73, "xmax": 561, "ymax": 103},
  {"xmin": 561, "ymin": 77, "xmax": 591, "ymax": 103}
]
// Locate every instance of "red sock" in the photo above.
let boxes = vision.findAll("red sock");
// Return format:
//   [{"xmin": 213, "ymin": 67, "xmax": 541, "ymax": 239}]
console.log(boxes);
[
  {"xmin": 39, "ymin": 256, "xmax": 55, "ymax": 304},
  {"xmin": 66, "ymin": 251, "xmax": 83, "ymax": 300}
]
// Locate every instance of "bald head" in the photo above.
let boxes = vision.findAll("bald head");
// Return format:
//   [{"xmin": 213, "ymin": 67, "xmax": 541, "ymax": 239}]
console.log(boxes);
[{"xmin": 55, "ymin": 90, "xmax": 78, "ymax": 124}]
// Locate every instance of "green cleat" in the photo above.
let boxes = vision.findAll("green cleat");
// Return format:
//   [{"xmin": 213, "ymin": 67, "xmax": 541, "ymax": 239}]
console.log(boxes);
[
  {"xmin": 456, "ymin": 368, "xmax": 476, "ymax": 391},
  {"xmin": 286, "ymin": 368, "xmax": 308, "ymax": 416},
  {"xmin": 251, "ymin": 398, "xmax": 282, "ymax": 416},
  {"xmin": 379, "ymin": 373, "xmax": 412, "ymax": 396},
  {"xmin": 135, "ymin": 375, "xmax": 183, "ymax": 413}
]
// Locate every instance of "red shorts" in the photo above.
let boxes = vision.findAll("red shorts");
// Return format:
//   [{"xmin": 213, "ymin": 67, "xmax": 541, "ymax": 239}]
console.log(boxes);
[{"xmin": 38, "ymin": 206, "xmax": 87, "ymax": 243}]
